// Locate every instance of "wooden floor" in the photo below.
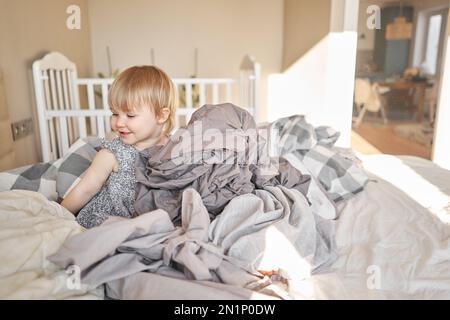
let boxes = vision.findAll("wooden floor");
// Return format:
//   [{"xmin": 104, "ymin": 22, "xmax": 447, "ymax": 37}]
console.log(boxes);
[{"xmin": 351, "ymin": 121, "xmax": 432, "ymax": 159}]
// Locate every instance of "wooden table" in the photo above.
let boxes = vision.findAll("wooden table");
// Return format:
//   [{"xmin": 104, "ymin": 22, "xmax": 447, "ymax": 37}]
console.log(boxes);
[{"xmin": 377, "ymin": 80, "xmax": 427, "ymax": 122}]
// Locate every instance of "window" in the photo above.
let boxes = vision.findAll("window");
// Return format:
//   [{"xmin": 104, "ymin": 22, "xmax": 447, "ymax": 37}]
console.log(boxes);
[{"xmin": 421, "ymin": 14, "xmax": 442, "ymax": 75}]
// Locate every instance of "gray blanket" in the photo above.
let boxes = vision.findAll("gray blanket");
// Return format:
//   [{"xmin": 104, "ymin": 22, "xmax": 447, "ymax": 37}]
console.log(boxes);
[
  {"xmin": 49, "ymin": 186, "xmax": 336, "ymax": 300},
  {"xmin": 0, "ymin": 105, "xmax": 368, "ymax": 221},
  {"xmin": 4, "ymin": 104, "xmax": 369, "ymax": 299},
  {"xmin": 134, "ymin": 103, "xmax": 312, "ymax": 224},
  {"xmin": 269, "ymin": 115, "xmax": 369, "ymax": 203}
]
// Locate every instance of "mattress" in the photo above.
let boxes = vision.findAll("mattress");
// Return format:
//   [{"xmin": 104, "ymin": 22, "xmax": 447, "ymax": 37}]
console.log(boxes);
[
  {"xmin": 0, "ymin": 154, "xmax": 449, "ymax": 299},
  {"xmin": 289, "ymin": 154, "xmax": 450, "ymax": 299}
]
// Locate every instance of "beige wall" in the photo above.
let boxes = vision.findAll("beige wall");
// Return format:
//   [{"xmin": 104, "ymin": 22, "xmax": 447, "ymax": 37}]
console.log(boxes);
[
  {"xmin": 269, "ymin": 0, "xmax": 359, "ymax": 148},
  {"xmin": 0, "ymin": 0, "xmax": 93, "ymax": 167},
  {"xmin": 0, "ymin": 70, "xmax": 15, "ymax": 171},
  {"xmin": 282, "ymin": 0, "xmax": 331, "ymax": 70},
  {"xmin": 87, "ymin": 0, "xmax": 284, "ymax": 122}
]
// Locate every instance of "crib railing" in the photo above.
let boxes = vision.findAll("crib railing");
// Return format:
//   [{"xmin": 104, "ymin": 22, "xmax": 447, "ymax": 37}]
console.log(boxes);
[
  {"xmin": 32, "ymin": 52, "xmax": 260, "ymax": 162},
  {"xmin": 72, "ymin": 77, "xmax": 245, "ymax": 139}
]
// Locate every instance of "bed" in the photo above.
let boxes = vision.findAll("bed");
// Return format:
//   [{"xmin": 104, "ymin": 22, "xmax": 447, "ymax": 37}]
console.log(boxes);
[
  {"xmin": 1, "ymin": 152, "xmax": 449, "ymax": 300},
  {"xmin": 0, "ymin": 53, "xmax": 449, "ymax": 300}
]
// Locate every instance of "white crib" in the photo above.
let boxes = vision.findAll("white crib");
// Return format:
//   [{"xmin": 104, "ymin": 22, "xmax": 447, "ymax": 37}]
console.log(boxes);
[{"xmin": 32, "ymin": 52, "xmax": 261, "ymax": 162}]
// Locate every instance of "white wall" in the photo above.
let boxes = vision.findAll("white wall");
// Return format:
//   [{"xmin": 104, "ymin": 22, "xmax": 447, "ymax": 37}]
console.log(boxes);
[
  {"xmin": 87, "ymin": 0, "xmax": 284, "ymax": 121},
  {"xmin": 268, "ymin": 0, "xmax": 359, "ymax": 148},
  {"xmin": 432, "ymin": 9, "xmax": 450, "ymax": 170}
]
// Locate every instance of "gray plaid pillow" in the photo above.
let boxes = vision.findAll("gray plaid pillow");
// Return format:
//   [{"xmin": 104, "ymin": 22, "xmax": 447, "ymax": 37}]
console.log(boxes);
[
  {"xmin": 0, "ymin": 161, "xmax": 59, "ymax": 201},
  {"xmin": 56, "ymin": 137, "xmax": 102, "ymax": 201}
]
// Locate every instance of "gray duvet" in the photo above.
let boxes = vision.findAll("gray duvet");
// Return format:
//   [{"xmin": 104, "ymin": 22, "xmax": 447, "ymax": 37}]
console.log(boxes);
[
  {"xmin": 49, "ymin": 186, "xmax": 336, "ymax": 299},
  {"xmin": 47, "ymin": 103, "xmax": 370, "ymax": 299},
  {"xmin": 134, "ymin": 103, "xmax": 311, "ymax": 224}
]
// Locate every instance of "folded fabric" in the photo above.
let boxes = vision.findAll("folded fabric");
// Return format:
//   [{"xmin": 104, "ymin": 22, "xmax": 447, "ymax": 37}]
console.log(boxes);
[
  {"xmin": 134, "ymin": 103, "xmax": 311, "ymax": 225},
  {"xmin": 48, "ymin": 186, "xmax": 337, "ymax": 299},
  {"xmin": 269, "ymin": 115, "xmax": 369, "ymax": 203}
]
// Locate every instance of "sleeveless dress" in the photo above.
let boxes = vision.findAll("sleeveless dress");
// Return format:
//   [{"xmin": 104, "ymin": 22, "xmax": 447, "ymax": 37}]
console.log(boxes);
[{"xmin": 76, "ymin": 137, "xmax": 139, "ymax": 229}]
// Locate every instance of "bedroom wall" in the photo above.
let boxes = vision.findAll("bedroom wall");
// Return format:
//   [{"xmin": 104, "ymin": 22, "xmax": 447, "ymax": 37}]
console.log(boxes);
[
  {"xmin": 268, "ymin": 0, "xmax": 359, "ymax": 148},
  {"xmin": 282, "ymin": 0, "xmax": 331, "ymax": 70},
  {"xmin": 0, "ymin": 0, "xmax": 93, "ymax": 167},
  {"xmin": 0, "ymin": 70, "xmax": 15, "ymax": 171},
  {"xmin": 87, "ymin": 0, "xmax": 284, "ymax": 122}
]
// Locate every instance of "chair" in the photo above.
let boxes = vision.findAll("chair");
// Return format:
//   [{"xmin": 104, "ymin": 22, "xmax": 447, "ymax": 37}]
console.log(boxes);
[{"xmin": 353, "ymin": 78, "xmax": 389, "ymax": 128}]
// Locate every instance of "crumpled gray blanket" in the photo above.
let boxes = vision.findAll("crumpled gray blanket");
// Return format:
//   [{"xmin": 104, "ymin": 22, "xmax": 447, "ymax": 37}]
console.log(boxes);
[
  {"xmin": 269, "ymin": 114, "xmax": 369, "ymax": 203},
  {"xmin": 48, "ymin": 185, "xmax": 336, "ymax": 300},
  {"xmin": 134, "ymin": 103, "xmax": 311, "ymax": 225}
]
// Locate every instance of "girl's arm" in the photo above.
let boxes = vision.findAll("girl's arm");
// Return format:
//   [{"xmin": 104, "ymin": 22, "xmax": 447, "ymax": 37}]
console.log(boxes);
[{"xmin": 61, "ymin": 149, "xmax": 117, "ymax": 215}]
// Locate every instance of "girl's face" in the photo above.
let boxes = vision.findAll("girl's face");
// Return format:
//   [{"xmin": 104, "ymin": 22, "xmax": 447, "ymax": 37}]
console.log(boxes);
[{"xmin": 110, "ymin": 105, "xmax": 166, "ymax": 150}]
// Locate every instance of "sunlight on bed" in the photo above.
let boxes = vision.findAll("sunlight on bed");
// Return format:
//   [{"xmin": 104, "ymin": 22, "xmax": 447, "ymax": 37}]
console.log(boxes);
[
  {"xmin": 256, "ymin": 225, "xmax": 316, "ymax": 299},
  {"xmin": 361, "ymin": 155, "xmax": 450, "ymax": 224}
]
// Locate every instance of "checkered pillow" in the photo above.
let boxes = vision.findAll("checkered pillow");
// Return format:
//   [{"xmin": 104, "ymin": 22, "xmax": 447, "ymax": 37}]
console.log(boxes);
[
  {"xmin": 269, "ymin": 115, "xmax": 369, "ymax": 203},
  {"xmin": 56, "ymin": 137, "xmax": 101, "ymax": 200},
  {"xmin": 0, "ymin": 161, "xmax": 59, "ymax": 201},
  {"xmin": 0, "ymin": 137, "xmax": 101, "ymax": 202}
]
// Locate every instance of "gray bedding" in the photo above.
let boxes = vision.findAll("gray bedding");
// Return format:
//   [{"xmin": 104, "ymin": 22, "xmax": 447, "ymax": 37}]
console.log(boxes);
[
  {"xmin": 134, "ymin": 103, "xmax": 312, "ymax": 224},
  {"xmin": 2, "ymin": 103, "xmax": 370, "ymax": 299},
  {"xmin": 49, "ymin": 186, "xmax": 336, "ymax": 299},
  {"xmin": 47, "ymin": 104, "xmax": 369, "ymax": 299}
]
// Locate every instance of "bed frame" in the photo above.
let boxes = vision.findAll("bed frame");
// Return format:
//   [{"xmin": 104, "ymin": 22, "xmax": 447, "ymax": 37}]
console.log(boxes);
[{"xmin": 32, "ymin": 52, "xmax": 260, "ymax": 162}]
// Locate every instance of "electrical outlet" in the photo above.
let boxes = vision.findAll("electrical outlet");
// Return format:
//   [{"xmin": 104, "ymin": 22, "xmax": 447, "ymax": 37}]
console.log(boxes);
[{"xmin": 11, "ymin": 118, "xmax": 33, "ymax": 141}]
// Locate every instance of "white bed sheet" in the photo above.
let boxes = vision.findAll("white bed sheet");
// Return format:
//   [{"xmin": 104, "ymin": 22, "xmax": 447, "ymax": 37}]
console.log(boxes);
[
  {"xmin": 0, "ymin": 190, "xmax": 103, "ymax": 299},
  {"xmin": 289, "ymin": 154, "xmax": 450, "ymax": 299},
  {"xmin": 1, "ymin": 154, "xmax": 449, "ymax": 300}
]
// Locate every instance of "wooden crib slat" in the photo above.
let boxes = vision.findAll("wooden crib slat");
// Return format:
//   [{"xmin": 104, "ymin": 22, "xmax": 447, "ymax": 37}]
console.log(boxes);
[
  {"xmin": 42, "ymin": 73, "xmax": 55, "ymax": 159},
  {"xmin": 48, "ymin": 70, "xmax": 58, "ymax": 110},
  {"xmin": 76, "ymin": 117, "xmax": 87, "ymax": 139},
  {"xmin": 104, "ymin": 116, "xmax": 111, "ymax": 134},
  {"xmin": 61, "ymin": 70, "xmax": 77, "ymax": 145},
  {"xmin": 199, "ymin": 83, "xmax": 206, "ymax": 107},
  {"xmin": 48, "ymin": 118, "xmax": 57, "ymax": 161},
  {"xmin": 49, "ymin": 70, "xmax": 64, "ymax": 158},
  {"xmin": 226, "ymin": 82, "xmax": 232, "ymax": 102},
  {"xmin": 251, "ymin": 77, "xmax": 255, "ymax": 109},
  {"xmin": 185, "ymin": 84, "xmax": 192, "ymax": 109},
  {"xmin": 101, "ymin": 83, "xmax": 111, "ymax": 134},
  {"xmin": 61, "ymin": 70, "xmax": 73, "ymax": 143},
  {"xmin": 55, "ymin": 70, "xmax": 64, "ymax": 110},
  {"xmin": 101, "ymin": 84, "xmax": 109, "ymax": 110},
  {"xmin": 96, "ymin": 117, "xmax": 105, "ymax": 137},
  {"xmin": 212, "ymin": 83, "xmax": 219, "ymax": 104},
  {"xmin": 240, "ymin": 74, "xmax": 249, "ymax": 108},
  {"xmin": 87, "ymin": 83, "xmax": 97, "ymax": 135},
  {"xmin": 58, "ymin": 116, "xmax": 69, "ymax": 156},
  {"xmin": 68, "ymin": 70, "xmax": 86, "ymax": 139},
  {"xmin": 57, "ymin": 70, "xmax": 77, "ymax": 154}
]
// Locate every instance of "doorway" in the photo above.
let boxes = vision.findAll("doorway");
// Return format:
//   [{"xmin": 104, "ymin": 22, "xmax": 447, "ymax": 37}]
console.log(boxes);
[{"xmin": 351, "ymin": 0, "xmax": 449, "ymax": 160}]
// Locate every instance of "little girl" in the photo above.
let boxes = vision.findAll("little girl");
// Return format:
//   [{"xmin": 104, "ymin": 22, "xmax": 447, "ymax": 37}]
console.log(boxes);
[{"xmin": 61, "ymin": 65, "xmax": 177, "ymax": 228}]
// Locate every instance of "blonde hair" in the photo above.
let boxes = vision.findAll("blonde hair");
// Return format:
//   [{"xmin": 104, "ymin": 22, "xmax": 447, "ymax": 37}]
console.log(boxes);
[{"xmin": 108, "ymin": 65, "xmax": 177, "ymax": 135}]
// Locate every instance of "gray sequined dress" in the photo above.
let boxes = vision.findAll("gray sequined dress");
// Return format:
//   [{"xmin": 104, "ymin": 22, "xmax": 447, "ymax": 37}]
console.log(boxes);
[{"xmin": 76, "ymin": 137, "xmax": 138, "ymax": 228}]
